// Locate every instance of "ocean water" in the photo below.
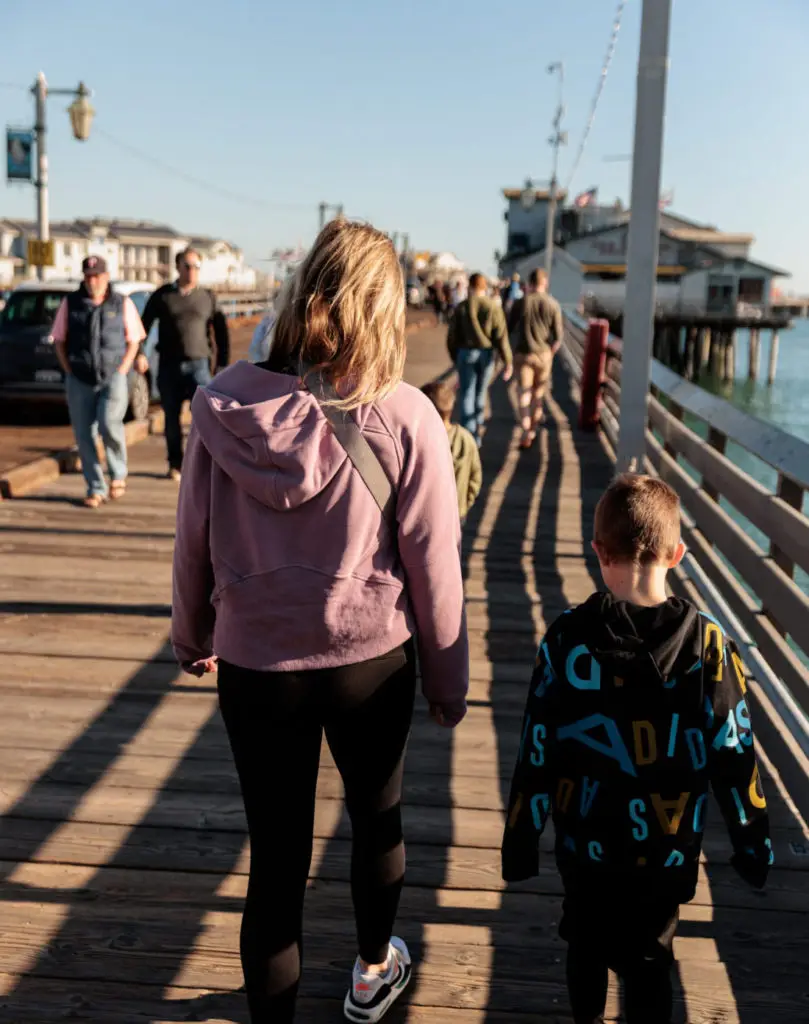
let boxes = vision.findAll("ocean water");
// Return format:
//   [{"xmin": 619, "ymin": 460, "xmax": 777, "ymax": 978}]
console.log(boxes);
[
  {"xmin": 671, "ymin": 319, "xmax": 809, "ymax": 631},
  {"xmin": 710, "ymin": 319, "xmax": 809, "ymax": 445}
]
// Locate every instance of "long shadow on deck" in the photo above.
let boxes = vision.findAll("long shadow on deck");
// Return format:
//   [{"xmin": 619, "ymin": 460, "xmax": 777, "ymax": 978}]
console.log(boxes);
[{"xmin": 460, "ymin": 370, "xmax": 573, "ymax": 1019}]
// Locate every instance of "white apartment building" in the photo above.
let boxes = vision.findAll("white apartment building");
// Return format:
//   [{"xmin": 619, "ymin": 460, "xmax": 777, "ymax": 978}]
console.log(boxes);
[{"xmin": 0, "ymin": 218, "xmax": 258, "ymax": 289}]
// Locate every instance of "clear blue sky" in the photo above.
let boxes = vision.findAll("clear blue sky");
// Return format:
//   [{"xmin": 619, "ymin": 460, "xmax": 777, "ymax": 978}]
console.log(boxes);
[{"xmin": 2, "ymin": 0, "xmax": 808, "ymax": 289}]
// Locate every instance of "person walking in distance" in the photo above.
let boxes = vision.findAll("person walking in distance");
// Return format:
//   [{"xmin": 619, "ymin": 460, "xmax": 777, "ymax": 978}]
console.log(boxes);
[
  {"xmin": 136, "ymin": 248, "xmax": 230, "ymax": 480},
  {"xmin": 508, "ymin": 267, "xmax": 564, "ymax": 448},
  {"xmin": 422, "ymin": 379, "xmax": 482, "ymax": 527},
  {"xmin": 172, "ymin": 220, "xmax": 469, "ymax": 1023},
  {"xmin": 447, "ymin": 271, "xmax": 512, "ymax": 444},
  {"xmin": 51, "ymin": 256, "xmax": 146, "ymax": 508}
]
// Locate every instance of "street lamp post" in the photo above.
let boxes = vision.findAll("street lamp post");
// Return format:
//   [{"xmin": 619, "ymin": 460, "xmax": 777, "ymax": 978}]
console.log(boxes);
[
  {"xmin": 519, "ymin": 63, "xmax": 567, "ymax": 287},
  {"xmin": 544, "ymin": 62, "xmax": 567, "ymax": 283},
  {"xmin": 29, "ymin": 72, "xmax": 95, "ymax": 280},
  {"xmin": 616, "ymin": 0, "xmax": 672, "ymax": 471},
  {"xmin": 318, "ymin": 202, "xmax": 344, "ymax": 231}
]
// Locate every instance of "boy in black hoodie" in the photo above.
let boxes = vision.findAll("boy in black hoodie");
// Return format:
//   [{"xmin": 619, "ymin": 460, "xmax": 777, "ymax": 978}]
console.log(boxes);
[{"xmin": 502, "ymin": 474, "xmax": 772, "ymax": 1024}]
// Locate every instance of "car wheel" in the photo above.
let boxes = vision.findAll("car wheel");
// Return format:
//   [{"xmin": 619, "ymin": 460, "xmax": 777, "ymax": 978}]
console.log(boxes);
[{"xmin": 127, "ymin": 372, "xmax": 151, "ymax": 422}]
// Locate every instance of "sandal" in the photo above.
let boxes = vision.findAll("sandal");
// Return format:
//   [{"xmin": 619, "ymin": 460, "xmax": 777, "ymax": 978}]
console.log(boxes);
[
  {"xmin": 82, "ymin": 494, "xmax": 105, "ymax": 509},
  {"xmin": 109, "ymin": 480, "xmax": 127, "ymax": 501}
]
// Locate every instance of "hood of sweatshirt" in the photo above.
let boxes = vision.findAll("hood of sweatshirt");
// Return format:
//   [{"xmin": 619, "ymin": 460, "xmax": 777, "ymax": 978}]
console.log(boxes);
[
  {"xmin": 576, "ymin": 591, "xmax": 699, "ymax": 685},
  {"xmin": 189, "ymin": 361, "xmax": 351, "ymax": 511}
]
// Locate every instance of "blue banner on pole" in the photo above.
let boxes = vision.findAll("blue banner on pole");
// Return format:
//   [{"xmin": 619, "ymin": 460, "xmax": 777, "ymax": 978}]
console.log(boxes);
[{"xmin": 6, "ymin": 128, "xmax": 34, "ymax": 183}]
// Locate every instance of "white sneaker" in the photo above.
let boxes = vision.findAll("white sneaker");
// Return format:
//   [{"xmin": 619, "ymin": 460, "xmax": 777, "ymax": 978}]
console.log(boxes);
[{"xmin": 343, "ymin": 937, "xmax": 412, "ymax": 1022}]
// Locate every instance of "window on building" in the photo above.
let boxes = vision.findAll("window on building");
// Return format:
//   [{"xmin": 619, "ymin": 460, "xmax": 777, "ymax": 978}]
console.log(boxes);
[
  {"xmin": 738, "ymin": 277, "xmax": 765, "ymax": 304},
  {"xmin": 507, "ymin": 232, "xmax": 530, "ymax": 254},
  {"xmin": 63, "ymin": 242, "xmax": 73, "ymax": 258}
]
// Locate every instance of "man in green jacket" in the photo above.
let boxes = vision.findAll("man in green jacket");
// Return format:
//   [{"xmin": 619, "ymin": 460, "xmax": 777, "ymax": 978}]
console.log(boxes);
[{"xmin": 447, "ymin": 272, "xmax": 513, "ymax": 444}]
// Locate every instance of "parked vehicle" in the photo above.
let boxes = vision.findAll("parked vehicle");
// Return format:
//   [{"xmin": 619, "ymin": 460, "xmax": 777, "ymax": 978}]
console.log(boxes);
[
  {"xmin": 0, "ymin": 279, "xmax": 156, "ymax": 421},
  {"xmin": 406, "ymin": 278, "xmax": 424, "ymax": 307}
]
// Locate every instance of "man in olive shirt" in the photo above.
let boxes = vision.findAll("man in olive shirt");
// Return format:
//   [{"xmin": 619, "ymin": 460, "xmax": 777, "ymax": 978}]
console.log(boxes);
[
  {"xmin": 507, "ymin": 268, "xmax": 563, "ymax": 447},
  {"xmin": 137, "ymin": 248, "xmax": 229, "ymax": 478},
  {"xmin": 446, "ymin": 272, "xmax": 513, "ymax": 445}
]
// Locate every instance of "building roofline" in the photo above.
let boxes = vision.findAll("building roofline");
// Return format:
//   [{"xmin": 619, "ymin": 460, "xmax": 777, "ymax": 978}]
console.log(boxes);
[
  {"xmin": 502, "ymin": 187, "xmax": 569, "ymax": 202},
  {"xmin": 667, "ymin": 228, "xmax": 755, "ymax": 244}
]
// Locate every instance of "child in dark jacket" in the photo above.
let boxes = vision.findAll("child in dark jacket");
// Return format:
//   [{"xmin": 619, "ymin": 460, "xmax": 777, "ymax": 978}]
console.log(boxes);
[{"xmin": 502, "ymin": 474, "xmax": 772, "ymax": 1024}]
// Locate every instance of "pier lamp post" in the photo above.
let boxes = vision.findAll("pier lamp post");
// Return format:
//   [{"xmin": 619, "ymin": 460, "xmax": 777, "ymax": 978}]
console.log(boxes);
[
  {"xmin": 520, "ymin": 63, "xmax": 567, "ymax": 287},
  {"xmin": 28, "ymin": 73, "xmax": 95, "ymax": 281},
  {"xmin": 616, "ymin": 0, "xmax": 672, "ymax": 471},
  {"xmin": 318, "ymin": 202, "xmax": 344, "ymax": 231}
]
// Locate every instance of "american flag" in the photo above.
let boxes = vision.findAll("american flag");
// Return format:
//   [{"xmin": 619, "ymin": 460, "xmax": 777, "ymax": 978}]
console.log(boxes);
[
  {"xmin": 574, "ymin": 188, "xmax": 598, "ymax": 209},
  {"xmin": 659, "ymin": 189, "xmax": 674, "ymax": 210}
]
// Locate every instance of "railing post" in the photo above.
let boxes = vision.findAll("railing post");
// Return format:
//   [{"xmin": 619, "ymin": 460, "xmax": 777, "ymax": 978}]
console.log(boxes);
[
  {"xmin": 702, "ymin": 427, "xmax": 727, "ymax": 502},
  {"xmin": 664, "ymin": 400, "xmax": 683, "ymax": 458},
  {"xmin": 765, "ymin": 473, "xmax": 804, "ymax": 636},
  {"xmin": 579, "ymin": 319, "xmax": 609, "ymax": 431}
]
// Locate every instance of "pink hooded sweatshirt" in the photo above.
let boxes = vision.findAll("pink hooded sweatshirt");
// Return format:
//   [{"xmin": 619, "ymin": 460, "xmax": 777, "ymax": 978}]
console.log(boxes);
[{"xmin": 172, "ymin": 361, "xmax": 470, "ymax": 724}]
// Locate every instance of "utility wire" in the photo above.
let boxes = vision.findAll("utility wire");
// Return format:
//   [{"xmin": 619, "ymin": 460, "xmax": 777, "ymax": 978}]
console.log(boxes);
[
  {"xmin": 94, "ymin": 126, "xmax": 314, "ymax": 212},
  {"xmin": 564, "ymin": 0, "xmax": 628, "ymax": 192}
]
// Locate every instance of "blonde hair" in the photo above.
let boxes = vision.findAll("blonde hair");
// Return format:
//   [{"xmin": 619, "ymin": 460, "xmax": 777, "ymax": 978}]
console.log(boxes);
[{"xmin": 270, "ymin": 220, "xmax": 406, "ymax": 410}]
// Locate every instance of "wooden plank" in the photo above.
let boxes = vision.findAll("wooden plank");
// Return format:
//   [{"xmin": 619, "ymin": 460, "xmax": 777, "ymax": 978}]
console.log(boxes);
[
  {"xmin": 650, "ymin": 359, "xmax": 809, "ymax": 490},
  {"xmin": 8, "ymin": 856, "xmax": 809, "ymax": 915},
  {"xmin": 647, "ymin": 432, "xmax": 809, "ymax": 657},
  {"xmin": 649, "ymin": 396, "xmax": 809, "ymax": 578},
  {"xmin": 0, "ymin": 977, "xmax": 568, "ymax": 1024},
  {"xmin": 675, "ymin": 514, "xmax": 809, "ymax": 716},
  {"xmin": 0, "ymin": 809, "xmax": 805, "ymax": 878},
  {"xmin": 0, "ymin": 913, "xmax": 807, "ymax": 1021}
]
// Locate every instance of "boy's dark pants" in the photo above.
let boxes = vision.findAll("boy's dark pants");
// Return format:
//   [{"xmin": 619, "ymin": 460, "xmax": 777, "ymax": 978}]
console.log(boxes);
[{"xmin": 560, "ymin": 878, "xmax": 680, "ymax": 1024}]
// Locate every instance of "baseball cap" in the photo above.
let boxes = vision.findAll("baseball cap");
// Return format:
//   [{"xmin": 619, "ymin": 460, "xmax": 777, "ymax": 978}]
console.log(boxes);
[{"xmin": 82, "ymin": 255, "xmax": 108, "ymax": 275}]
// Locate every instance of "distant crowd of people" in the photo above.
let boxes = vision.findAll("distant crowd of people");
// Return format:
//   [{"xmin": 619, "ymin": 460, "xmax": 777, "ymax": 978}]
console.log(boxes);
[{"xmin": 61, "ymin": 220, "xmax": 774, "ymax": 1024}]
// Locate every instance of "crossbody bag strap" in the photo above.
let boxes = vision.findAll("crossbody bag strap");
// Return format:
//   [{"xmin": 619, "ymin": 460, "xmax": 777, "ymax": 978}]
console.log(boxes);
[{"xmin": 306, "ymin": 369, "xmax": 396, "ymax": 532}]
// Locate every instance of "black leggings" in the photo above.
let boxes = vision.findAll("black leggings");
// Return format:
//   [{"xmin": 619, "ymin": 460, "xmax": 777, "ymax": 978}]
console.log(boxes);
[{"xmin": 217, "ymin": 641, "xmax": 416, "ymax": 1023}]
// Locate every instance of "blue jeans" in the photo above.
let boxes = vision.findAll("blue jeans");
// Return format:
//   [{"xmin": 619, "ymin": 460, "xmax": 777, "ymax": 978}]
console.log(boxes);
[
  {"xmin": 456, "ymin": 348, "xmax": 496, "ymax": 438},
  {"xmin": 65, "ymin": 372, "xmax": 129, "ymax": 498},
  {"xmin": 158, "ymin": 358, "xmax": 212, "ymax": 470}
]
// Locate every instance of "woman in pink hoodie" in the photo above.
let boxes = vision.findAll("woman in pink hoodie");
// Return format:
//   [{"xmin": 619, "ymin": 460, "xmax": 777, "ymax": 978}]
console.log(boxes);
[{"xmin": 172, "ymin": 220, "xmax": 469, "ymax": 1023}]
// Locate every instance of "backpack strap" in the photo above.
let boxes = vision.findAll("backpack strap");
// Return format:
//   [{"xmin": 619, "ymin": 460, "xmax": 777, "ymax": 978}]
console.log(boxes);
[{"xmin": 306, "ymin": 369, "xmax": 396, "ymax": 532}]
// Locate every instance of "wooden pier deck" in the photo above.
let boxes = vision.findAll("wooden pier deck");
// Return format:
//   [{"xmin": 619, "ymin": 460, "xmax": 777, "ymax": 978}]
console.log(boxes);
[{"xmin": 0, "ymin": 327, "xmax": 807, "ymax": 1022}]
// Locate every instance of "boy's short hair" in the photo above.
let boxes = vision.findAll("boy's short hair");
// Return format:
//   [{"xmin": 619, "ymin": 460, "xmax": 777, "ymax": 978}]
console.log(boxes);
[
  {"xmin": 594, "ymin": 473, "xmax": 681, "ymax": 565},
  {"xmin": 422, "ymin": 379, "xmax": 456, "ymax": 421}
]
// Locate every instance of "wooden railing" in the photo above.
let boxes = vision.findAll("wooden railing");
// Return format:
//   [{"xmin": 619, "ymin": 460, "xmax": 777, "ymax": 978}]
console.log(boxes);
[
  {"xmin": 561, "ymin": 313, "xmax": 809, "ymax": 730},
  {"xmin": 213, "ymin": 292, "xmax": 270, "ymax": 321}
]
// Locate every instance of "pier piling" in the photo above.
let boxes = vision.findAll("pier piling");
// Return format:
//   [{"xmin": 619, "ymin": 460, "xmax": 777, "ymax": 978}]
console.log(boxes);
[
  {"xmin": 726, "ymin": 331, "xmax": 736, "ymax": 381},
  {"xmin": 748, "ymin": 328, "xmax": 761, "ymax": 381},
  {"xmin": 768, "ymin": 330, "xmax": 780, "ymax": 386}
]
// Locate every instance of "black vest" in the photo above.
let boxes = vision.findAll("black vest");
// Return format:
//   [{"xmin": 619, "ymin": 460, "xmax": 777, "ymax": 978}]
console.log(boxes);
[{"xmin": 66, "ymin": 287, "xmax": 127, "ymax": 386}]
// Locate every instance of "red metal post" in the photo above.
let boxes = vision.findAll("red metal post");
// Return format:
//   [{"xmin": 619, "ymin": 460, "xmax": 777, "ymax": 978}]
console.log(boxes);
[{"xmin": 578, "ymin": 319, "xmax": 609, "ymax": 431}]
